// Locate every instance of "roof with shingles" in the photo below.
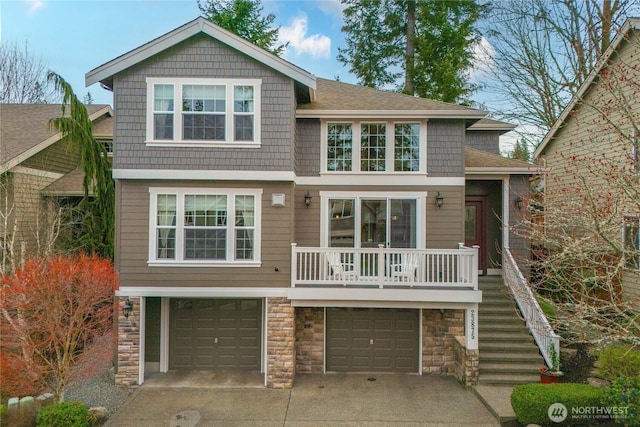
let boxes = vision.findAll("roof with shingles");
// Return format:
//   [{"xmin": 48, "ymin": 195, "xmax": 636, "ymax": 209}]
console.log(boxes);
[
  {"xmin": 297, "ymin": 78, "xmax": 486, "ymax": 118},
  {"xmin": 465, "ymin": 146, "xmax": 533, "ymax": 170},
  {"xmin": 0, "ymin": 104, "xmax": 112, "ymax": 173},
  {"xmin": 41, "ymin": 166, "xmax": 87, "ymax": 196}
]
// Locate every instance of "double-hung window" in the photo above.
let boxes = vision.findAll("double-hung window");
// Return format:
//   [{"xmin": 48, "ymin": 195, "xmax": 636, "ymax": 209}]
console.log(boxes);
[
  {"xmin": 149, "ymin": 188, "xmax": 262, "ymax": 266},
  {"xmin": 623, "ymin": 216, "xmax": 640, "ymax": 270},
  {"xmin": 146, "ymin": 78, "xmax": 261, "ymax": 147},
  {"xmin": 323, "ymin": 121, "xmax": 424, "ymax": 173}
]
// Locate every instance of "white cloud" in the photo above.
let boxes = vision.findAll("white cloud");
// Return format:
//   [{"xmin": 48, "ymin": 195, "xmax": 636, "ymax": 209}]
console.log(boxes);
[
  {"xmin": 24, "ymin": 0, "xmax": 45, "ymax": 14},
  {"xmin": 278, "ymin": 15, "xmax": 331, "ymax": 59},
  {"xmin": 469, "ymin": 36, "xmax": 495, "ymax": 80},
  {"xmin": 313, "ymin": 0, "xmax": 345, "ymax": 19}
]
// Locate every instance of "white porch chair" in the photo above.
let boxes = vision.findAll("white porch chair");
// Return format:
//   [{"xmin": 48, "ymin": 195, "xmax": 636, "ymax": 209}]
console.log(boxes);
[
  {"xmin": 390, "ymin": 253, "xmax": 420, "ymax": 283},
  {"xmin": 326, "ymin": 252, "xmax": 357, "ymax": 284}
]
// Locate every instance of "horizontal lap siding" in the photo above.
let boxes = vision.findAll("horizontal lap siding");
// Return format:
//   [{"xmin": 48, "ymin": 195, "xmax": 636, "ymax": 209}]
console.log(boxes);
[
  {"xmin": 622, "ymin": 271, "xmax": 640, "ymax": 310},
  {"xmin": 294, "ymin": 185, "xmax": 463, "ymax": 250},
  {"xmin": 117, "ymin": 180, "xmax": 293, "ymax": 287}
]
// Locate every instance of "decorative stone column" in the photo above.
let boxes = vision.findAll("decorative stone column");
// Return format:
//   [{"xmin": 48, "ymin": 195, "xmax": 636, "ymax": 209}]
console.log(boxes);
[
  {"xmin": 422, "ymin": 309, "xmax": 464, "ymax": 374},
  {"xmin": 266, "ymin": 297, "xmax": 295, "ymax": 388},
  {"xmin": 295, "ymin": 307, "xmax": 324, "ymax": 373},
  {"xmin": 115, "ymin": 296, "xmax": 140, "ymax": 388},
  {"xmin": 453, "ymin": 336, "xmax": 479, "ymax": 387}
]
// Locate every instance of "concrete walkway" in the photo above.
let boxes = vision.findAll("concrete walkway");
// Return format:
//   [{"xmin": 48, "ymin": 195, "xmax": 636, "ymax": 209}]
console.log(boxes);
[{"xmin": 104, "ymin": 374, "xmax": 500, "ymax": 426}]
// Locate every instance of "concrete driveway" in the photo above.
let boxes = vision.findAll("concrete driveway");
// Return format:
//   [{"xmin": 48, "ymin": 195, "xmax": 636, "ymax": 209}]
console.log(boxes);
[{"xmin": 104, "ymin": 374, "xmax": 499, "ymax": 426}]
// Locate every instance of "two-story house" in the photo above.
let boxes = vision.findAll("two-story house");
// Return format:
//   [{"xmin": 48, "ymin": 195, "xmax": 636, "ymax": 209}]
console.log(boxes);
[{"xmin": 86, "ymin": 18, "xmax": 533, "ymax": 389}]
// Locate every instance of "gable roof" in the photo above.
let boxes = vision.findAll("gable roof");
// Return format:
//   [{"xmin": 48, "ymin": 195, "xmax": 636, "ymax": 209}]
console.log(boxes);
[
  {"xmin": 534, "ymin": 17, "xmax": 640, "ymax": 158},
  {"xmin": 296, "ymin": 78, "xmax": 487, "ymax": 120},
  {"xmin": 86, "ymin": 17, "xmax": 316, "ymax": 90},
  {"xmin": 465, "ymin": 147, "xmax": 535, "ymax": 174},
  {"xmin": 0, "ymin": 104, "xmax": 113, "ymax": 174}
]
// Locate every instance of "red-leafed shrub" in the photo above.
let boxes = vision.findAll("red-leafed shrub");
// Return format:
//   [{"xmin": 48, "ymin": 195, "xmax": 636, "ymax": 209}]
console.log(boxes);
[{"xmin": 0, "ymin": 254, "xmax": 118, "ymax": 402}]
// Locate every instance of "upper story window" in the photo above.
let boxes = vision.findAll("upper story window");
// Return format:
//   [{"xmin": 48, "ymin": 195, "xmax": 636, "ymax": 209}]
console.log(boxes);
[
  {"xmin": 623, "ymin": 216, "xmax": 640, "ymax": 271},
  {"xmin": 149, "ymin": 188, "xmax": 262, "ymax": 266},
  {"xmin": 323, "ymin": 121, "xmax": 425, "ymax": 174},
  {"xmin": 146, "ymin": 78, "xmax": 261, "ymax": 148}
]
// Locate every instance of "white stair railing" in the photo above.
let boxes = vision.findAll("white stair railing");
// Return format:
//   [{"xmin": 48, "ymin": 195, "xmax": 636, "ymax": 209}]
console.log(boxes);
[{"xmin": 503, "ymin": 248, "xmax": 561, "ymax": 368}]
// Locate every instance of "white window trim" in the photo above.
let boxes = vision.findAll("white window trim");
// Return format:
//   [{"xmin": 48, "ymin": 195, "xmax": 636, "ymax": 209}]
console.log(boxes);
[
  {"xmin": 622, "ymin": 215, "xmax": 640, "ymax": 271},
  {"xmin": 321, "ymin": 120, "xmax": 427, "ymax": 175},
  {"xmin": 145, "ymin": 77, "xmax": 262, "ymax": 148},
  {"xmin": 148, "ymin": 187, "xmax": 262, "ymax": 267},
  {"xmin": 319, "ymin": 191, "xmax": 426, "ymax": 249}
]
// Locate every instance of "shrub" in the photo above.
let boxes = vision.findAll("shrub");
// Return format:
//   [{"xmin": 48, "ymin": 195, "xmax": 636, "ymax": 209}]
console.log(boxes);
[
  {"xmin": 598, "ymin": 345, "xmax": 640, "ymax": 381},
  {"xmin": 511, "ymin": 383, "xmax": 606, "ymax": 426},
  {"xmin": 0, "ymin": 404, "xmax": 6, "ymax": 426},
  {"xmin": 36, "ymin": 402, "xmax": 89, "ymax": 427},
  {"xmin": 562, "ymin": 343, "xmax": 596, "ymax": 383},
  {"xmin": 603, "ymin": 376, "xmax": 640, "ymax": 426}
]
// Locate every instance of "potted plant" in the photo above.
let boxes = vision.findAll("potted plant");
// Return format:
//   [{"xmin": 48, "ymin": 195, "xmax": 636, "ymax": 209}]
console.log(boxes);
[{"xmin": 540, "ymin": 343, "xmax": 563, "ymax": 383}]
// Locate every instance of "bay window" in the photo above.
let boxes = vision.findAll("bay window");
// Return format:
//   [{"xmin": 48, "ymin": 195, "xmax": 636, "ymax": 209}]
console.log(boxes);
[
  {"xmin": 146, "ymin": 78, "xmax": 261, "ymax": 147},
  {"xmin": 323, "ymin": 121, "xmax": 425, "ymax": 173},
  {"xmin": 149, "ymin": 188, "xmax": 261, "ymax": 265}
]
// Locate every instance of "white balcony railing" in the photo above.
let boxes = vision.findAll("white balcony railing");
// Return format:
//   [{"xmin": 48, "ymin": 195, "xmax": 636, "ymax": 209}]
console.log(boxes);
[
  {"xmin": 291, "ymin": 243, "xmax": 478, "ymax": 290},
  {"xmin": 504, "ymin": 248, "xmax": 561, "ymax": 368}
]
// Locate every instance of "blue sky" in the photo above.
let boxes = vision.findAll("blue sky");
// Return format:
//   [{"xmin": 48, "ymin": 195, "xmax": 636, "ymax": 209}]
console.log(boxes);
[
  {"xmin": 1, "ymin": 0, "xmax": 521, "ymax": 148},
  {"xmin": 1, "ymin": 0, "xmax": 354, "ymax": 105}
]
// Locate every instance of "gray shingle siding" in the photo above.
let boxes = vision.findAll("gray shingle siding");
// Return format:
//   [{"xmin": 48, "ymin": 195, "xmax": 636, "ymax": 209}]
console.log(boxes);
[
  {"xmin": 426, "ymin": 120, "xmax": 465, "ymax": 177},
  {"xmin": 466, "ymin": 130, "xmax": 501, "ymax": 155},
  {"xmin": 509, "ymin": 174, "xmax": 531, "ymax": 277},
  {"xmin": 294, "ymin": 119, "xmax": 321, "ymax": 176},
  {"xmin": 112, "ymin": 34, "xmax": 295, "ymax": 172}
]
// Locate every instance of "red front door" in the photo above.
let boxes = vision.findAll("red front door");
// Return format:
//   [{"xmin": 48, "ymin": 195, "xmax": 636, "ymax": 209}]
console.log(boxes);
[{"xmin": 465, "ymin": 197, "xmax": 487, "ymax": 275}]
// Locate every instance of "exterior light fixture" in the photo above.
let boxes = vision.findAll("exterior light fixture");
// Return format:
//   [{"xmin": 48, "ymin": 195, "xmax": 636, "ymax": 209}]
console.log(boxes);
[
  {"xmin": 435, "ymin": 192, "xmax": 444, "ymax": 208},
  {"xmin": 515, "ymin": 196, "xmax": 523, "ymax": 211},
  {"xmin": 304, "ymin": 191, "xmax": 312, "ymax": 207},
  {"xmin": 122, "ymin": 298, "xmax": 134, "ymax": 319}
]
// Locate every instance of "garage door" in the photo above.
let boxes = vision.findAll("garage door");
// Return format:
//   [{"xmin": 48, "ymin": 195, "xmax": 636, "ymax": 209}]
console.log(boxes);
[
  {"xmin": 326, "ymin": 308, "xmax": 419, "ymax": 372},
  {"xmin": 170, "ymin": 299, "xmax": 261, "ymax": 370}
]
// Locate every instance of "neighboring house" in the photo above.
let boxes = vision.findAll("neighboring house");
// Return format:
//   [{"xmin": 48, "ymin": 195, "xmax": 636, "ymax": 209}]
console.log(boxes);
[
  {"xmin": 85, "ymin": 18, "xmax": 533, "ymax": 388},
  {"xmin": 534, "ymin": 18, "xmax": 640, "ymax": 308},
  {"xmin": 0, "ymin": 104, "xmax": 113, "ymax": 272}
]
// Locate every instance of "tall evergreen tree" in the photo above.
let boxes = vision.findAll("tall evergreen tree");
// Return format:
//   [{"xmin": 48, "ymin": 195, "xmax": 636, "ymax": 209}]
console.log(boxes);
[
  {"xmin": 47, "ymin": 72, "xmax": 115, "ymax": 259},
  {"xmin": 198, "ymin": 0, "xmax": 287, "ymax": 56},
  {"xmin": 337, "ymin": 0, "xmax": 488, "ymax": 104},
  {"xmin": 508, "ymin": 139, "xmax": 531, "ymax": 162}
]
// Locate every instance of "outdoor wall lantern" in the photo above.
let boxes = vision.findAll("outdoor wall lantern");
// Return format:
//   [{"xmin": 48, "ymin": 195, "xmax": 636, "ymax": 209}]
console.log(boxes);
[
  {"xmin": 435, "ymin": 192, "xmax": 444, "ymax": 208},
  {"xmin": 304, "ymin": 191, "xmax": 313, "ymax": 207},
  {"xmin": 122, "ymin": 298, "xmax": 134, "ymax": 319},
  {"xmin": 515, "ymin": 196, "xmax": 523, "ymax": 211}
]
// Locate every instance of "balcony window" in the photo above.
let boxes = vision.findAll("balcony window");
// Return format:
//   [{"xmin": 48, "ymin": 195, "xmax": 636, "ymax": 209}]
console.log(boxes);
[{"xmin": 324, "ymin": 121, "xmax": 424, "ymax": 173}]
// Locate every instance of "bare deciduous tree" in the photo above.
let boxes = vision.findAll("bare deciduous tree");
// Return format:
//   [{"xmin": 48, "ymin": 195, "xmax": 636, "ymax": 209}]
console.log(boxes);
[
  {"xmin": 481, "ymin": 0, "xmax": 639, "ymax": 146},
  {"xmin": 513, "ymin": 37, "xmax": 640, "ymax": 346},
  {"xmin": 0, "ymin": 41, "xmax": 58, "ymax": 103}
]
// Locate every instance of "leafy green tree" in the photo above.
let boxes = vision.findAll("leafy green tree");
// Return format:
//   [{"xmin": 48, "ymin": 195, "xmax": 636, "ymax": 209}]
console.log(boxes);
[
  {"xmin": 47, "ymin": 72, "xmax": 114, "ymax": 259},
  {"xmin": 198, "ymin": 0, "xmax": 287, "ymax": 56},
  {"xmin": 337, "ymin": 0, "xmax": 488, "ymax": 104}
]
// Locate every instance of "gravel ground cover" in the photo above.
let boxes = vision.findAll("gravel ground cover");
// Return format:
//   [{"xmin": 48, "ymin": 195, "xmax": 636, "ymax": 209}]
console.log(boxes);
[{"xmin": 65, "ymin": 371, "xmax": 132, "ymax": 416}]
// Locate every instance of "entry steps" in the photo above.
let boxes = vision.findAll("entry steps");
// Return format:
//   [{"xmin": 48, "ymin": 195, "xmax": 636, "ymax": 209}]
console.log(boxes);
[{"xmin": 478, "ymin": 276, "xmax": 543, "ymax": 386}]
